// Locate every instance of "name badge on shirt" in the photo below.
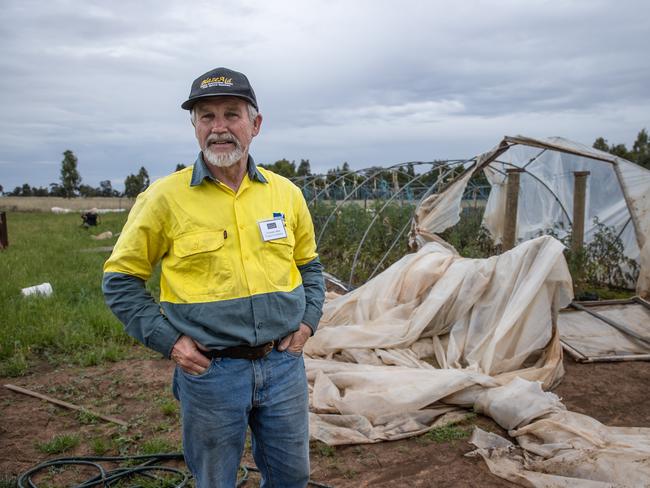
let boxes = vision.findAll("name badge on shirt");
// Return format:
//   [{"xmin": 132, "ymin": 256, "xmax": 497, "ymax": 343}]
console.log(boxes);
[{"xmin": 258, "ymin": 218, "xmax": 287, "ymax": 241}]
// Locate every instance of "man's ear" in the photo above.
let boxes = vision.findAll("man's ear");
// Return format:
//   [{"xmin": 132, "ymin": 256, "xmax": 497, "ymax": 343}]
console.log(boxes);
[{"xmin": 252, "ymin": 113, "xmax": 263, "ymax": 137}]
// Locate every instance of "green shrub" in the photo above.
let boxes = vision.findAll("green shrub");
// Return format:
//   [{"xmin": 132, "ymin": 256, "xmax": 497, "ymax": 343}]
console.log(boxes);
[{"xmin": 36, "ymin": 434, "xmax": 80, "ymax": 454}]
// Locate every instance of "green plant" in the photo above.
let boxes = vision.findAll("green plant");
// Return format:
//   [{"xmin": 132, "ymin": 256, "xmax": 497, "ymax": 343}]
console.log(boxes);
[
  {"xmin": 0, "ymin": 477, "xmax": 17, "ymax": 488},
  {"xmin": 90, "ymin": 437, "xmax": 112, "ymax": 455},
  {"xmin": 139, "ymin": 438, "xmax": 177, "ymax": 455},
  {"xmin": 78, "ymin": 409, "xmax": 99, "ymax": 425},
  {"xmin": 36, "ymin": 434, "xmax": 80, "ymax": 454},
  {"xmin": 420, "ymin": 424, "xmax": 469, "ymax": 443},
  {"xmin": 159, "ymin": 399, "xmax": 179, "ymax": 417},
  {"xmin": 311, "ymin": 441, "xmax": 336, "ymax": 458},
  {"xmin": 583, "ymin": 218, "xmax": 639, "ymax": 289},
  {"xmin": 312, "ymin": 201, "xmax": 414, "ymax": 286},
  {"xmin": 0, "ymin": 347, "xmax": 28, "ymax": 377}
]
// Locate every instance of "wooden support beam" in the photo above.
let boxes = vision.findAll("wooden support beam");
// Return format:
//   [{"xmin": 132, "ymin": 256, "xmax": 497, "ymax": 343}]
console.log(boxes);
[
  {"xmin": 571, "ymin": 171, "xmax": 590, "ymax": 253},
  {"xmin": 502, "ymin": 169, "xmax": 523, "ymax": 251}
]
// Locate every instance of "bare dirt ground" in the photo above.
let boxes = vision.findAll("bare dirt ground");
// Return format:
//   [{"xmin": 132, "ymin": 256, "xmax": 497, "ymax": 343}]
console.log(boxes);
[{"xmin": 1, "ymin": 353, "xmax": 649, "ymax": 487}]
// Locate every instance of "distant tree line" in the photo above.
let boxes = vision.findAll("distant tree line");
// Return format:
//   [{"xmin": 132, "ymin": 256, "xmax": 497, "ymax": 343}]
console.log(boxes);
[
  {"xmin": 2, "ymin": 150, "xmax": 155, "ymax": 198},
  {"xmin": 592, "ymin": 128, "xmax": 649, "ymax": 169},
  {"xmin": 2, "ymin": 131, "xmax": 647, "ymax": 198}
]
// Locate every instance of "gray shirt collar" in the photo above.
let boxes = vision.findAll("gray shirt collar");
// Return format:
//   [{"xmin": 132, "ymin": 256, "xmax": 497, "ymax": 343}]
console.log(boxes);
[{"xmin": 190, "ymin": 153, "xmax": 268, "ymax": 187}]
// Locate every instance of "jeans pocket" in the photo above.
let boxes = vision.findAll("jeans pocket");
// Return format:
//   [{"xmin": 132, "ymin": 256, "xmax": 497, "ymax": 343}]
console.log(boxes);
[
  {"xmin": 282, "ymin": 348, "xmax": 303, "ymax": 359},
  {"xmin": 178, "ymin": 359, "xmax": 217, "ymax": 379}
]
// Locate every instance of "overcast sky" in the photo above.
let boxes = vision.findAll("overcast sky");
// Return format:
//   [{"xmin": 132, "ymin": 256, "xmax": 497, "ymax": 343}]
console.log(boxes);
[{"xmin": 1, "ymin": 0, "xmax": 648, "ymax": 191}]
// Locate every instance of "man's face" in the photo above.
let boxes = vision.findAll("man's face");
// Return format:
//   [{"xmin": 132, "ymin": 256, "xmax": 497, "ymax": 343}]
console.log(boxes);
[{"xmin": 193, "ymin": 97, "xmax": 262, "ymax": 168}]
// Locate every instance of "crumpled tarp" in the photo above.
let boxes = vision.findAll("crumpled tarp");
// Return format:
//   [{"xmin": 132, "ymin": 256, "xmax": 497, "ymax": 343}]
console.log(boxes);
[
  {"xmin": 558, "ymin": 301, "xmax": 650, "ymax": 361},
  {"xmin": 306, "ymin": 235, "xmax": 573, "ymax": 446},
  {"xmin": 469, "ymin": 378, "xmax": 650, "ymax": 487},
  {"xmin": 307, "ymin": 235, "xmax": 650, "ymax": 486}
]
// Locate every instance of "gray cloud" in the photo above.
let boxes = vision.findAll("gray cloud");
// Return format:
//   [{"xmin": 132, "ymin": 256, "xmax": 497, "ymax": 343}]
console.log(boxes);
[{"xmin": 0, "ymin": 0, "xmax": 648, "ymax": 191}]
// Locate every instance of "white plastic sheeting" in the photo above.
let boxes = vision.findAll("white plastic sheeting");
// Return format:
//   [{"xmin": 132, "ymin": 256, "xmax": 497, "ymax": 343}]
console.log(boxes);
[
  {"xmin": 558, "ymin": 300, "xmax": 650, "ymax": 361},
  {"xmin": 468, "ymin": 379, "xmax": 650, "ymax": 487},
  {"xmin": 413, "ymin": 135, "xmax": 650, "ymax": 295},
  {"xmin": 306, "ymin": 235, "xmax": 572, "ymax": 446}
]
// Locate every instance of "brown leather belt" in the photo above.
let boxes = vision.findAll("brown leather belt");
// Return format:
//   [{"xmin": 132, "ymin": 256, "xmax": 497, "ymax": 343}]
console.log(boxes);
[{"xmin": 201, "ymin": 341, "xmax": 276, "ymax": 360}]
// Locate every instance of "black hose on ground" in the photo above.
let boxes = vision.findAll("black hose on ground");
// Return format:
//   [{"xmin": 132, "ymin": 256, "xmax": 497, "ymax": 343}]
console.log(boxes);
[{"xmin": 16, "ymin": 453, "xmax": 334, "ymax": 487}]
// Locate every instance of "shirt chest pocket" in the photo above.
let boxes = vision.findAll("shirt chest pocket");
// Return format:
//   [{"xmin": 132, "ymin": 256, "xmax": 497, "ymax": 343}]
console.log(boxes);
[
  {"xmin": 262, "ymin": 229, "xmax": 295, "ymax": 288},
  {"xmin": 174, "ymin": 230, "xmax": 232, "ymax": 298}
]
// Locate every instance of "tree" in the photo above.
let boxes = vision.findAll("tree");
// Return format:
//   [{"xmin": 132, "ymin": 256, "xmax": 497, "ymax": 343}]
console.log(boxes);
[
  {"xmin": 297, "ymin": 159, "xmax": 311, "ymax": 176},
  {"xmin": 49, "ymin": 183, "xmax": 65, "ymax": 197},
  {"xmin": 0, "ymin": 184, "xmax": 3, "ymax": 195},
  {"xmin": 632, "ymin": 128, "xmax": 650, "ymax": 169},
  {"xmin": 21, "ymin": 183, "xmax": 32, "ymax": 196},
  {"xmin": 124, "ymin": 166, "xmax": 150, "ymax": 198},
  {"xmin": 260, "ymin": 159, "xmax": 296, "ymax": 178},
  {"xmin": 609, "ymin": 143, "xmax": 631, "ymax": 160},
  {"xmin": 60, "ymin": 150, "xmax": 81, "ymax": 198},
  {"xmin": 175, "ymin": 163, "xmax": 187, "ymax": 171},
  {"xmin": 138, "ymin": 166, "xmax": 150, "ymax": 189},
  {"xmin": 592, "ymin": 130, "xmax": 650, "ymax": 168},
  {"xmin": 79, "ymin": 184, "xmax": 100, "ymax": 197},
  {"xmin": 593, "ymin": 137, "xmax": 609, "ymax": 152},
  {"xmin": 99, "ymin": 180, "xmax": 114, "ymax": 197}
]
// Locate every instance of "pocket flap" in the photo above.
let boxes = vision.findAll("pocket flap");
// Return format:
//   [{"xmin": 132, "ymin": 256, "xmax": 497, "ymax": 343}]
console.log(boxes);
[{"xmin": 175, "ymin": 231, "xmax": 225, "ymax": 257}]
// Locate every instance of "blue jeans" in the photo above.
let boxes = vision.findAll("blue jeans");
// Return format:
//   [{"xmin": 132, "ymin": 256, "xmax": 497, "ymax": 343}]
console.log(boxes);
[{"xmin": 172, "ymin": 347, "xmax": 310, "ymax": 488}]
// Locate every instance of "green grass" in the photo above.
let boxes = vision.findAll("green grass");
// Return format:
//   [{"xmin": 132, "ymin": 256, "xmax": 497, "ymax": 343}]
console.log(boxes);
[
  {"xmin": 159, "ymin": 398, "xmax": 179, "ymax": 417},
  {"xmin": 0, "ymin": 477, "xmax": 16, "ymax": 488},
  {"xmin": 36, "ymin": 434, "xmax": 80, "ymax": 454},
  {"xmin": 422, "ymin": 424, "xmax": 470, "ymax": 443},
  {"xmin": 77, "ymin": 409, "xmax": 99, "ymax": 425},
  {"xmin": 0, "ymin": 211, "xmax": 147, "ymax": 373},
  {"xmin": 138, "ymin": 437, "xmax": 179, "ymax": 455},
  {"xmin": 90, "ymin": 437, "xmax": 112, "ymax": 456}
]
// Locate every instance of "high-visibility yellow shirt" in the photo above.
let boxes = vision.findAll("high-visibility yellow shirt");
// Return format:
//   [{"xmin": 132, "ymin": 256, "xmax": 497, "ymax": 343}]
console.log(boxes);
[{"xmin": 103, "ymin": 155, "xmax": 324, "ymax": 357}]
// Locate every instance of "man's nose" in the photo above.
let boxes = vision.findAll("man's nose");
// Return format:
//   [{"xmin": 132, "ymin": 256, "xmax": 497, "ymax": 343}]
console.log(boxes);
[{"xmin": 209, "ymin": 116, "xmax": 229, "ymax": 133}]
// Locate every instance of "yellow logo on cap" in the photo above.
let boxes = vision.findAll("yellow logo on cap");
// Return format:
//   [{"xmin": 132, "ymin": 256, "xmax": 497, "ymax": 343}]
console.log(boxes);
[{"xmin": 200, "ymin": 76, "xmax": 233, "ymax": 89}]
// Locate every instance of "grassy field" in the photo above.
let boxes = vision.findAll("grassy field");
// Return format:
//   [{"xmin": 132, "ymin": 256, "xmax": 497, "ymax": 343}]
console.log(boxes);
[{"xmin": 0, "ymin": 211, "xmax": 153, "ymax": 376}]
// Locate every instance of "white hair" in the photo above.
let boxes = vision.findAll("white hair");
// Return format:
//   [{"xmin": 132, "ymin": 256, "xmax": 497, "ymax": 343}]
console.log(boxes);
[{"xmin": 190, "ymin": 101, "xmax": 258, "ymax": 126}]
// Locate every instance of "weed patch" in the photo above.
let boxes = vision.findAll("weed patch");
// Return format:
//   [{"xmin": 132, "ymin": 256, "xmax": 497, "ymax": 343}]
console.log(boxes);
[{"xmin": 36, "ymin": 434, "xmax": 80, "ymax": 454}]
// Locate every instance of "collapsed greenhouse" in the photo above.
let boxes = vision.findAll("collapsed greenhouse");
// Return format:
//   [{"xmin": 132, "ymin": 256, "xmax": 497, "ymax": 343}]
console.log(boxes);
[{"xmin": 297, "ymin": 136, "xmax": 650, "ymax": 486}]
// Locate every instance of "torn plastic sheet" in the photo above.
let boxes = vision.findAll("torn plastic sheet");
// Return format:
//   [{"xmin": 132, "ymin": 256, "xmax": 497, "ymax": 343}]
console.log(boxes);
[
  {"xmin": 306, "ymin": 236, "xmax": 571, "ymax": 444},
  {"xmin": 467, "ymin": 381, "xmax": 650, "ymax": 487},
  {"xmin": 307, "ymin": 235, "xmax": 650, "ymax": 486},
  {"xmin": 411, "ymin": 135, "xmax": 650, "ymax": 296},
  {"xmin": 558, "ymin": 298, "xmax": 650, "ymax": 362}
]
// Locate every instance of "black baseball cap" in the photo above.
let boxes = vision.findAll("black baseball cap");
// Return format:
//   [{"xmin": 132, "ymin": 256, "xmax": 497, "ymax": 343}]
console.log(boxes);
[{"xmin": 181, "ymin": 67, "xmax": 258, "ymax": 111}]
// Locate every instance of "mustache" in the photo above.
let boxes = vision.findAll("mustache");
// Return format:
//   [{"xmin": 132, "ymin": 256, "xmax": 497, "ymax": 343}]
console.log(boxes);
[{"xmin": 206, "ymin": 133, "xmax": 240, "ymax": 146}]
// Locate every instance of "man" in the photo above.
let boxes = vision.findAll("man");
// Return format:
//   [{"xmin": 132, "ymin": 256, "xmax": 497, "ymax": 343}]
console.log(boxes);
[{"xmin": 103, "ymin": 67, "xmax": 325, "ymax": 487}]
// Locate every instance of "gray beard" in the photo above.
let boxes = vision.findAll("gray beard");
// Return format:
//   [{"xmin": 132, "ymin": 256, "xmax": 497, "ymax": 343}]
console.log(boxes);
[{"xmin": 203, "ymin": 144, "xmax": 244, "ymax": 168}]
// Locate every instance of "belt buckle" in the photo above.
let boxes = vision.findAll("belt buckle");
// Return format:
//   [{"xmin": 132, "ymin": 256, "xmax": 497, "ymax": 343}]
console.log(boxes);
[{"xmin": 261, "ymin": 341, "xmax": 274, "ymax": 358}]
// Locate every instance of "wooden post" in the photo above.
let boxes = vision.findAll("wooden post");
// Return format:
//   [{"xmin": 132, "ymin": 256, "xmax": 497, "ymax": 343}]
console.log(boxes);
[
  {"xmin": 0, "ymin": 212, "xmax": 8, "ymax": 250},
  {"xmin": 392, "ymin": 171, "xmax": 399, "ymax": 194},
  {"xmin": 503, "ymin": 169, "xmax": 523, "ymax": 251},
  {"xmin": 571, "ymin": 171, "xmax": 590, "ymax": 253}
]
